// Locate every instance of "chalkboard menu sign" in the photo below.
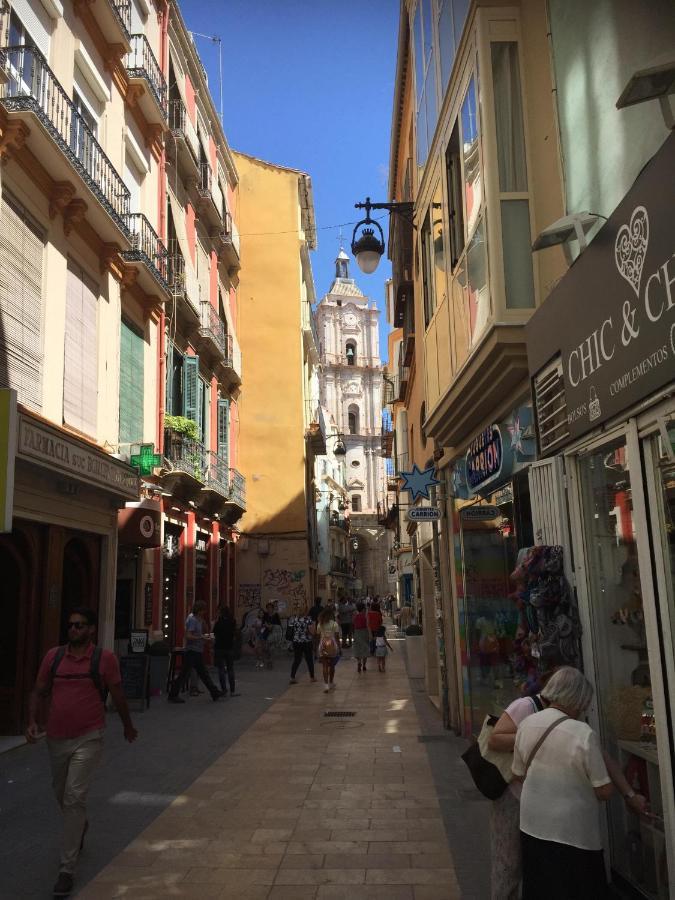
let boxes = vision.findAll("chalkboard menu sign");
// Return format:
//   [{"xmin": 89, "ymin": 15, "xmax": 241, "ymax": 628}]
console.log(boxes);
[{"xmin": 119, "ymin": 655, "xmax": 150, "ymax": 709}]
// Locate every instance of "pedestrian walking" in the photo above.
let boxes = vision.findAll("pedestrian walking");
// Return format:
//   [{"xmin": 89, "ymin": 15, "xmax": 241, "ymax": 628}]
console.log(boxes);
[
  {"xmin": 25, "ymin": 607, "xmax": 138, "ymax": 898},
  {"xmin": 316, "ymin": 606, "xmax": 341, "ymax": 692},
  {"xmin": 308, "ymin": 596, "xmax": 323, "ymax": 658},
  {"xmin": 288, "ymin": 605, "xmax": 316, "ymax": 684},
  {"xmin": 374, "ymin": 625, "xmax": 394, "ymax": 672},
  {"xmin": 352, "ymin": 601, "xmax": 369, "ymax": 672},
  {"xmin": 337, "ymin": 597, "xmax": 355, "ymax": 648},
  {"xmin": 366, "ymin": 601, "xmax": 383, "ymax": 655},
  {"xmin": 168, "ymin": 602, "xmax": 223, "ymax": 703},
  {"xmin": 213, "ymin": 604, "xmax": 240, "ymax": 696}
]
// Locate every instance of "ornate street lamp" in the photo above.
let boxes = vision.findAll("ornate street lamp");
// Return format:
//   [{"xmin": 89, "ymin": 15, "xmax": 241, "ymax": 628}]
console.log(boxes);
[{"xmin": 351, "ymin": 196, "xmax": 414, "ymax": 275}]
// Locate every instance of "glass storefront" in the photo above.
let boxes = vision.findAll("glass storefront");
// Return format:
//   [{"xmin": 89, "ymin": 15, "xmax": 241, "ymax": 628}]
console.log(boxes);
[
  {"xmin": 455, "ymin": 473, "xmax": 534, "ymax": 735},
  {"xmin": 578, "ymin": 433, "xmax": 670, "ymax": 899}
]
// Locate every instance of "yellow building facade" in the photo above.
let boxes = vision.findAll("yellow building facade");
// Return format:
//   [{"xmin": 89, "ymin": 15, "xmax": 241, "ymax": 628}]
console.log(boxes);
[{"xmin": 232, "ymin": 151, "xmax": 320, "ymax": 622}]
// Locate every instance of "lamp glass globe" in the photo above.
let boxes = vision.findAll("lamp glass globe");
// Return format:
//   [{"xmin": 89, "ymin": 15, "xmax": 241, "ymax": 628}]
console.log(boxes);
[{"xmin": 355, "ymin": 249, "xmax": 381, "ymax": 274}]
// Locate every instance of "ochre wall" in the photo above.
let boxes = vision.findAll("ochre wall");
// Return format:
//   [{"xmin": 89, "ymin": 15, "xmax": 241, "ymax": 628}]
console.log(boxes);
[{"xmin": 233, "ymin": 152, "xmax": 309, "ymax": 535}]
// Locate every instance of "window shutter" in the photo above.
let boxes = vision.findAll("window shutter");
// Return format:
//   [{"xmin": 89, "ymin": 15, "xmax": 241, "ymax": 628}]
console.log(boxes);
[
  {"xmin": 182, "ymin": 354, "xmax": 199, "ymax": 424},
  {"xmin": 196, "ymin": 376, "xmax": 204, "ymax": 439},
  {"xmin": 64, "ymin": 263, "xmax": 98, "ymax": 435},
  {"xmin": 0, "ymin": 192, "xmax": 44, "ymax": 410},
  {"xmin": 217, "ymin": 398, "xmax": 229, "ymax": 465},
  {"xmin": 119, "ymin": 319, "xmax": 144, "ymax": 444},
  {"xmin": 12, "ymin": 0, "xmax": 51, "ymax": 59},
  {"xmin": 165, "ymin": 341, "xmax": 174, "ymax": 415}
]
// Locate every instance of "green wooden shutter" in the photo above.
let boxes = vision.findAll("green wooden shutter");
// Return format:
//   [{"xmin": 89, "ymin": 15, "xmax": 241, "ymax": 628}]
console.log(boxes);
[
  {"xmin": 182, "ymin": 354, "xmax": 199, "ymax": 424},
  {"xmin": 119, "ymin": 320, "xmax": 144, "ymax": 444},
  {"xmin": 217, "ymin": 398, "xmax": 229, "ymax": 466},
  {"xmin": 165, "ymin": 340, "xmax": 174, "ymax": 415},
  {"xmin": 196, "ymin": 376, "xmax": 204, "ymax": 440}
]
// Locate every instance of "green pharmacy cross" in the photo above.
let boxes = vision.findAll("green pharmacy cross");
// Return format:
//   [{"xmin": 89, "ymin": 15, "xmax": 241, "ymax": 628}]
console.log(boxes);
[{"xmin": 130, "ymin": 443, "xmax": 162, "ymax": 476}]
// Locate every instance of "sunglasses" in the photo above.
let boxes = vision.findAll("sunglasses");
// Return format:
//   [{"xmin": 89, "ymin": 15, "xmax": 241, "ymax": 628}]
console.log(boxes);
[{"xmin": 67, "ymin": 622, "xmax": 88, "ymax": 630}]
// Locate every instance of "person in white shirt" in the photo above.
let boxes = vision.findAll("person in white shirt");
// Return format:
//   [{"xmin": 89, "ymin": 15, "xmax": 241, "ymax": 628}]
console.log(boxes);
[{"xmin": 512, "ymin": 666, "xmax": 612, "ymax": 899}]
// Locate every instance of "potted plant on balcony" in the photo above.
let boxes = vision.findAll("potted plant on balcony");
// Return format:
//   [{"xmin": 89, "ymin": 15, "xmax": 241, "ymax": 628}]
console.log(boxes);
[
  {"xmin": 405, "ymin": 622, "xmax": 425, "ymax": 678},
  {"xmin": 164, "ymin": 415, "xmax": 204, "ymax": 481}
]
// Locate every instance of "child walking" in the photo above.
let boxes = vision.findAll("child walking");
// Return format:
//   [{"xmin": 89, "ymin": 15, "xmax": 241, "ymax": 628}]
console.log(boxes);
[{"xmin": 375, "ymin": 625, "xmax": 394, "ymax": 672}]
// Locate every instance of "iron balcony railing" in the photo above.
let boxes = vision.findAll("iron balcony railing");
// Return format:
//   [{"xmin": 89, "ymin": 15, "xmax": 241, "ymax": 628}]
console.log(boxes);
[
  {"xmin": 122, "ymin": 213, "xmax": 169, "ymax": 288},
  {"xmin": 164, "ymin": 428, "xmax": 207, "ymax": 482},
  {"xmin": 168, "ymin": 97, "xmax": 199, "ymax": 159},
  {"xmin": 167, "ymin": 247, "xmax": 200, "ymax": 316},
  {"xmin": 205, "ymin": 450, "xmax": 229, "ymax": 497},
  {"xmin": 0, "ymin": 44, "xmax": 131, "ymax": 234},
  {"xmin": 199, "ymin": 301, "xmax": 226, "ymax": 356},
  {"xmin": 229, "ymin": 468, "xmax": 246, "ymax": 508},
  {"xmin": 109, "ymin": 0, "xmax": 131, "ymax": 35},
  {"xmin": 330, "ymin": 555, "xmax": 350, "ymax": 574},
  {"xmin": 329, "ymin": 512, "xmax": 350, "ymax": 532},
  {"xmin": 126, "ymin": 34, "xmax": 167, "ymax": 117},
  {"xmin": 198, "ymin": 161, "xmax": 212, "ymax": 198}
]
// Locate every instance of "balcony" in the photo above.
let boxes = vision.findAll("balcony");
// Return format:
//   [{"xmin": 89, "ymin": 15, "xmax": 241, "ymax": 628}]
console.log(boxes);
[
  {"xmin": 167, "ymin": 246, "xmax": 200, "ymax": 325},
  {"xmin": 212, "ymin": 209, "xmax": 240, "ymax": 272},
  {"xmin": 377, "ymin": 500, "xmax": 399, "ymax": 530},
  {"xmin": 0, "ymin": 45, "xmax": 131, "ymax": 243},
  {"xmin": 330, "ymin": 555, "xmax": 351, "ymax": 575},
  {"xmin": 218, "ymin": 332, "xmax": 242, "ymax": 387},
  {"xmin": 192, "ymin": 162, "xmax": 222, "ymax": 229},
  {"xmin": 122, "ymin": 213, "xmax": 169, "ymax": 296},
  {"xmin": 329, "ymin": 512, "xmax": 350, "ymax": 533},
  {"xmin": 126, "ymin": 34, "xmax": 167, "ymax": 124},
  {"xmin": 221, "ymin": 467, "xmax": 246, "ymax": 524},
  {"xmin": 381, "ymin": 421, "xmax": 394, "ymax": 458},
  {"xmin": 198, "ymin": 301, "xmax": 226, "ymax": 361},
  {"xmin": 162, "ymin": 427, "xmax": 207, "ymax": 500},
  {"xmin": 305, "ymin": 403, "xmax": 327, "ymax": 455},
  {"xmin": 168, "ymin": 97, "xmax": 199, "ymax": 179},
  {"xmin": 197, "ymin": 449, "xmax": 230, "ymax": 514},
  {"xmin": 99, "ymin": 0, "xmax": 131, "ymax": 46}
]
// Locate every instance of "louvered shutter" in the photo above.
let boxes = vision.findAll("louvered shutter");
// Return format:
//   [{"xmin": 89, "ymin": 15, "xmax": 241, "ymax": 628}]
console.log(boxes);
[
  {"xmin": 0, "ymin": 192, "xmax": 44, "ymax": 410},
  {"xmin": 182, "ymin": 354, "xmax": 199, "ymax": 424},
  {"xmin": 64, "ymin": 263, "xmax": 98, "ymax": 435},
  {"xmin": 217, "ymin": 398, "xmax": 229, "ymax": 467},
  {"xmin": 528, "ymin": 456, "xmax": 573, "ymax": 585},
  {"xmin": 165, "ymin": 340, "xmax": 174, "ymax": 415},
  {"xmin": 11, "ymin": 0, "xmax": 51, "ymax": 59},
  {"xmin": 196, "ymin": 376, "xmax": 204, "ymax": 440},
  {"xmin": 119, "ymin": 319, "xmax": 144, "ymax": 444}
]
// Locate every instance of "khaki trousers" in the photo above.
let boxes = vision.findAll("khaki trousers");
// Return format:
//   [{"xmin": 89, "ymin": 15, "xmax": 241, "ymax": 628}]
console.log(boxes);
[{"xmin": 47, "ymin": 729, "xmax": 103, "ymax": 874}]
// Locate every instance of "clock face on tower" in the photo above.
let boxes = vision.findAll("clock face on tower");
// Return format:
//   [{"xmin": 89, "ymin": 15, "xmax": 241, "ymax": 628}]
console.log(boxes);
[{"xmin": 344, "ymin": 313, "xmax": 357, "ymax": 326}]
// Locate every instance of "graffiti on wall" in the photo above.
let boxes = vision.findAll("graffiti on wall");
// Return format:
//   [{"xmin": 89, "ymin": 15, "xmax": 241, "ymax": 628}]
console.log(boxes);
[
  {"xmin": 238, "ymin": 583, "xmax": 261, "ymax": 611},
  {"xmin": 263, "ymin": 568, "xmax": 307, "ymax": 613}
]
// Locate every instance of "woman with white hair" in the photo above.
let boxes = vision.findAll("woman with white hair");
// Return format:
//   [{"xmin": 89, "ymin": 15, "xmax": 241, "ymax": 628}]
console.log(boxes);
[{"xmin": 512, "ymin": 666, "xmax": 612, "ymax": 898}]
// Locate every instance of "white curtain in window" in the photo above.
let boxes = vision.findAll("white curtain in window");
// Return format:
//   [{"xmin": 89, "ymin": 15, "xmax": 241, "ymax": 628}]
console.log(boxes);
[
  {"xmin": 491, "ymin": 42, "xmax": 528, "ymax": 192},
  {"xmin": 64, "ymin": 263, "xmax": 98, "ymax": 436}
]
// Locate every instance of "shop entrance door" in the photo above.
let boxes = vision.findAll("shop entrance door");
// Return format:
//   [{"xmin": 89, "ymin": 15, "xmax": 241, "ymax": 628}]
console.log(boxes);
[{"xmin": 573, "ymin": 426, "xmax": 673, "ymax": 899}]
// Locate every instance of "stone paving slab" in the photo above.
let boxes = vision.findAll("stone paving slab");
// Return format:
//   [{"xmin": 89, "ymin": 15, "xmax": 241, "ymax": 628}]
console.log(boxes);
[{"xmin": 75, "ymin": 629, "xmax": 480, "ymax": 899}]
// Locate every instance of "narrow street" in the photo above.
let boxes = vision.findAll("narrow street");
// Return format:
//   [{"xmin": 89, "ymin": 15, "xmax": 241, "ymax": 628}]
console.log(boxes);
[{"xmin": 2, "ymin": 632, "xmax": 490, "ymax": 899}]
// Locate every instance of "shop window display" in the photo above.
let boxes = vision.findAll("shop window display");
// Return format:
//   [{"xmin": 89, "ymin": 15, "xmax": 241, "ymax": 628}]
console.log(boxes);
[{"xmin": 578, "ymin": 436, "xmax": 669, "ymax": 899}]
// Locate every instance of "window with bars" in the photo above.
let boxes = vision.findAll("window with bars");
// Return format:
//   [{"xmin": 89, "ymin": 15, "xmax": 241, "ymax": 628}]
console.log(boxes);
[{"xmin": 0, "ymin": 191, "xmax": 45, "ymax": 410}]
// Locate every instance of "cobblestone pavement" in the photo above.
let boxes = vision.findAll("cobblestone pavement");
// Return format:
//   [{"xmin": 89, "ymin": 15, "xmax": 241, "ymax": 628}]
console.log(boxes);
[{"xmin": 73, "ymin": 628, "xmax": 490, "ymax": 900}]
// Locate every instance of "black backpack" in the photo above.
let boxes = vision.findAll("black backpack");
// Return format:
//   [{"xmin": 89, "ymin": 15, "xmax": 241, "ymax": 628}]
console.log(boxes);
[{"xmin": 50, "ymin": 645, "xmax": 108, "ymax": 705}]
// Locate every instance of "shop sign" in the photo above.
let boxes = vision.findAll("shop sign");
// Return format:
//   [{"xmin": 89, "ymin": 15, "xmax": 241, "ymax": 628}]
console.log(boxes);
[
  {"xmin": 460, "ymin": 505, "xmax": 500, "ymax": 521},
  {"xmin": 17, "ymin": 413, "xmax": 139, "ymax": 500},
  {"xmin": 130, "ymin": 443, "xmax": 162, "ymax": 476},
  {"xmin": 0, "ymin": 389, "xmax": 17, "ymax": 532},
  {"xmin": 465, "ymin": 425, "xmax": 502, "ymax": 492},
  {"xmin": 118, "ymin": 500, "xmax": 161, "ymax": 547},
  {"xmin": 527, "ymin": 132, "xmax": 675, "ymax": 448},
  {"xmin": 407, "ymin": 507, "xmax": 441, "ymax": 521}
]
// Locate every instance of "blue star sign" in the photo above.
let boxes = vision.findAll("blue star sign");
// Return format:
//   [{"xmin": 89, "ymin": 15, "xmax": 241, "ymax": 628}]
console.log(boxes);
[{"xmin": 399, "ymin": 464, "xmax": 441, "ymax": 502}]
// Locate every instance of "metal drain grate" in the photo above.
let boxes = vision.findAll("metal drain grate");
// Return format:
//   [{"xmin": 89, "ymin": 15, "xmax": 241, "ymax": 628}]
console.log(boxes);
[{"xmin": 323, "ymin": 711, "xmax": 356, "ymax": 718}]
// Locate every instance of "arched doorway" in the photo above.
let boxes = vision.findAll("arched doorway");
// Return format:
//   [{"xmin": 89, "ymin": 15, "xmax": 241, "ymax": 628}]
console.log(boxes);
[{"xmin": 60, "ymin": 537, "xmax": 97, "ymax": 644}]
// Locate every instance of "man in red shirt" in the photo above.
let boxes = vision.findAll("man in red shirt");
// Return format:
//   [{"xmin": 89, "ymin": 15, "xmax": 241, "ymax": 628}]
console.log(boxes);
[{"xmin": 26, "ymin": 607, "xmax": 138, "ymax": 898}]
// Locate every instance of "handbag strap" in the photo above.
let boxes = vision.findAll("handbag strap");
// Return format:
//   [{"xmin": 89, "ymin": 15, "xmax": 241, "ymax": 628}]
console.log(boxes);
[{"xmin": 524, "ymin": 714, "xmax": 571, "ymax": 775}]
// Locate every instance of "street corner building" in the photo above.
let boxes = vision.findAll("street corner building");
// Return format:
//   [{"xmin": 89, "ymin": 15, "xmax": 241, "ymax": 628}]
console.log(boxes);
[
  {"xmin": 383, "ymin": 0, "xmax": 675, "ymax": 895},
  {"xmin": 0, "ymin": 0, "xmax": 244, "ymax": 732}
]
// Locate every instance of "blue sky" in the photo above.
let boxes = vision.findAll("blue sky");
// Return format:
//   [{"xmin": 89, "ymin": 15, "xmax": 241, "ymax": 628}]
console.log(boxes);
[{"xmin": 180, "ymin": 0, "xmax": 399, "ymax": 361}]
